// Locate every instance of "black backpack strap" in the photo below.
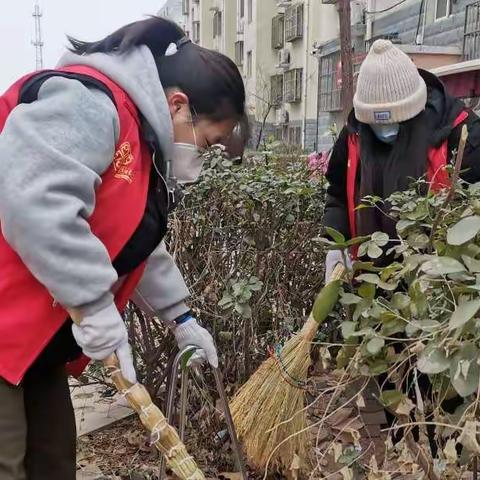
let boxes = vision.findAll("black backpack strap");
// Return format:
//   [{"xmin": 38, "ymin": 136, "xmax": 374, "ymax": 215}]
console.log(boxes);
[{"xmin": 18, "ymin": 70, "xmax": 116, "ymax": 107}]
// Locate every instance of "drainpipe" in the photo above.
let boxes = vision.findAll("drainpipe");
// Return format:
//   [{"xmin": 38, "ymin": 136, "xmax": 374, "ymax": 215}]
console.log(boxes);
[
  {"xmin": 303, "ymin": 0, "xmax": 310, "ymax": 150},
  {"xmin": 366, "ymin": 0, "xmax": 375, "ymax": 41},
  {"xmin": 417, "ymin": 0, "xmax": 428, "ymax": 45}
]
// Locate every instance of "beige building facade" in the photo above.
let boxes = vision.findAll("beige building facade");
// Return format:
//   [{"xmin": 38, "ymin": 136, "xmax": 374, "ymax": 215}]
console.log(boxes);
[
  {"xmin": 175, "ymin": 0, "xmax": 468, "ymax": 152},
  {"xmin": 181, "ymin": 0, "xmax": 339, "ymax": 151}
]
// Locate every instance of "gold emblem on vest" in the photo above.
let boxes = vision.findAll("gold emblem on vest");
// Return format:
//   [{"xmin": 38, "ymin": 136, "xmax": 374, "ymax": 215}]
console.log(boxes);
[{"xmin": 113, "ymin": 142, "xmax": 134, "ymax": 183}]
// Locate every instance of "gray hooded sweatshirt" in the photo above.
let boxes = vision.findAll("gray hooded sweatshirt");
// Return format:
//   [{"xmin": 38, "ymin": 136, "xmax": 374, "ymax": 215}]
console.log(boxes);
[{"xmin": 0, "ymin": 45, "xmax": 190, "ymax": 321}]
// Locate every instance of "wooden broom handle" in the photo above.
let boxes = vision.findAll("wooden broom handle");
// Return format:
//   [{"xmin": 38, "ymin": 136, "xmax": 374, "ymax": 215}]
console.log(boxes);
[{"xmin": 331, "ymin": 262, "xmax": 346, "ymax": 282}]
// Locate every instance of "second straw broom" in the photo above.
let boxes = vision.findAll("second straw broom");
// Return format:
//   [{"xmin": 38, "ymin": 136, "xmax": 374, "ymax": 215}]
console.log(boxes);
[{"xmin": 230, "ymin": 263, "xmax": 345, "ymax": 472}]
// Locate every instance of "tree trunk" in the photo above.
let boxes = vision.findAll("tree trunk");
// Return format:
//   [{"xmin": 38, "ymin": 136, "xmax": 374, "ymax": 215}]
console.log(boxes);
[{"xmin": 337, "ymin": 0, "xmax": 354, "ymax": 123}]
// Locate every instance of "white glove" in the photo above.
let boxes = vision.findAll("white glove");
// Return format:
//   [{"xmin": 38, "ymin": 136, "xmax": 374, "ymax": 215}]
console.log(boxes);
[
  {"xmin": 71, "ymin": 303, "xmax": 137, "ymax": 384},
  {"xmin": 325, "ymin": 249, "xmax": 352, "ymax": 283},
  {"xmin": 174, "ymin": 316, "xmax": 218, "ymax": 368}
]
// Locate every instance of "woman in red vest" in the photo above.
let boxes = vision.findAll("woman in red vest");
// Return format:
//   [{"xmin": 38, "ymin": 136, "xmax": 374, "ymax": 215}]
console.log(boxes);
[
  {"xmin": 324, "ymin": 39, "xmax": 480, "ymax": 280},
  {"xmin": 0, "ymin": 17, "xmax": 247, "ymax": 479}
]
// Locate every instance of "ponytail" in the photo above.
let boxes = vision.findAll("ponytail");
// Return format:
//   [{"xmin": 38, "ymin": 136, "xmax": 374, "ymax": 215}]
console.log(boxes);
[{"xmin": 67, "ymin": 16, "xmax": 184, "ymax": 57}]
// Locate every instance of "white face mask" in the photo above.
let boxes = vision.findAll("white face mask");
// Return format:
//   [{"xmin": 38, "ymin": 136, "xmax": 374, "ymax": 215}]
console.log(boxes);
[
  {"xmin": 370, "ymin": 123, "xmax": 400, "ymax": 144},
  {"xmin": 170, "ymin": 142, "xmax": 204, "ymax": 184},
  {"xmin": 170, "ymin": 109, "xmax": 204, "ymax": 185}
]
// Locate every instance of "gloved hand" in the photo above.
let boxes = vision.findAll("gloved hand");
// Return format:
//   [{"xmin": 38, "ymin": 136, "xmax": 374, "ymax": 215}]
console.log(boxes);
[
  {"xmin": 325, "ymin": 249, "xmax": 352, "ymax": 283},
  {"xmin": 174, "ymin": 316, "xmax": 218, "ymax": 368},
  {"xmin": 71, "ymin": 303, "xmax": 137, "ymax": 384}
]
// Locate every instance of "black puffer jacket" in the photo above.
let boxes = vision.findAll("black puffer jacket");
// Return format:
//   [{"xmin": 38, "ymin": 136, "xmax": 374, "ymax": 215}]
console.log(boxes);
[{"xmin": 324, "ymin": 69, "xmax": 480, "ymax": 239}]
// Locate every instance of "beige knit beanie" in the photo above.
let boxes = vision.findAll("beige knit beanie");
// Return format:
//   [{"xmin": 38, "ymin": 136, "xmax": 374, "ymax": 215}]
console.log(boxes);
[{"xmin": 353, "ymin": 39, "xmax": 427, "ymax": 124}]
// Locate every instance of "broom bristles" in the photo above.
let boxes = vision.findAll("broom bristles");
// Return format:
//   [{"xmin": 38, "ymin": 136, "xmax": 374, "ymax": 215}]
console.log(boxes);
[
  {"xmin": 230, "ymin": 318, "xmax": 319, "ymax": 471},
  {"xmin": 231, "ymin": 266, "xmax": 345, "ymax": 473}
]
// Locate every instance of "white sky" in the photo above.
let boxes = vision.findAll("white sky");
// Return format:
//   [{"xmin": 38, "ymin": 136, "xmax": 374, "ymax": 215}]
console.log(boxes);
[{"xmin": 0, "ymin": 0, "xmax": 168, "ymax": 91}]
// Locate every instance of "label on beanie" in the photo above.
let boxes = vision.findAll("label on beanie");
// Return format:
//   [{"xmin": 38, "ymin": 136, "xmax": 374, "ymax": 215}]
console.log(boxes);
[{"xmin": 374, "ymin": 111, "xmax": 391, "ymax": 122}]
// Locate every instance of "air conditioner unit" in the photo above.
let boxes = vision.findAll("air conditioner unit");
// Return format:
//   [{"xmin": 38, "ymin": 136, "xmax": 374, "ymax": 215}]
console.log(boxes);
[
  {"xmin": 277, "ymin": 48, "xmax": 291, "ymax": 68},
  {"xmin": 350, "ymin": 1, "xmax": 365, "ymax": 25},
  {"xmin": 275, "ymin": 108, "xmax": 289, "ymax": 125}
]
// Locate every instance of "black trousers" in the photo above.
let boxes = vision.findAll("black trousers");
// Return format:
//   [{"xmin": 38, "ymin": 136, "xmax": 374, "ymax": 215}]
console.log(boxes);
[{"xmin": 0, "ymin": 365, "xmax": 76, "ymax": 480}]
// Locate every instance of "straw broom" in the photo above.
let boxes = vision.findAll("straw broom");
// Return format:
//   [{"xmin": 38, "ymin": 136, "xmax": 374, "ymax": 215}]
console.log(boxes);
[
  {"xmin": 69, "ymin": 311, "xmax": 205, "ymax": 480},
  {"xmin": 230, "ymin": 263, "xmax": 345, "ymax": 472}
]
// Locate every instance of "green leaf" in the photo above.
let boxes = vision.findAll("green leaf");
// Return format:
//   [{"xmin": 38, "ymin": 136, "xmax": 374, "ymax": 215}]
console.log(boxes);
[
  {"xmin": 396, "ymin": 219, "xmax": 416, "ymax": 234},
  {"xmin": 410, "ymin": 320, "xmax": 441, "ymax": 332},
  {"xmin": 366, "ymin": 337, "xmax": 385, "ymax": 355},
  {"xmin": 421, "ymin": 257, "xmax": 466, "ymax": 276},
  {"xmin": 358, "ymin": 242, "xmax": 369, "ymax": 258},
  {"xmin": 450, "ymin": 344, "xmax": 480, "ymax": 397},
  {"xmin": 449, "ymin": 299, "xmax": 480, "ymax": 329},
  {"xmin": 234, "ymin": 303, "xmax": 252, "ymax": 318},
  {"xmin": 352, "ymin": 261, "xmax": 382, "ymax": 273},
  {"xmin": 447, "ymin": 216, "xmax": 480, "ymax": 246},
  {"xmin": 345, "ymin": 235, "xmax": 371, "ymax": 247},
  {"xmin": 341, "ymin": 321, "xmax": 356, "ymax": 339},
  {"xmin": 372, "ymin": 232, "xmax": 389, "ymax": 247},
  {"xmin": 367, "ymin": 359, "xmax": 389, "ymax": 375},
  {"xmin": 407, "ymin": 232, "xmax": 429, "ymax": 250},
  {"xmin": 350, "ymin": 327, "xmax": 375, "ymax": 338},
  {"xmin": 380, "ymin": 319, "xmax": 406, "ymax": 337},
  {"xmin": 367, "ymin": 243, "xmax": 383, "ymax": 259},
  {"xmin": 379, "ymin": 390, "xmax": 404, "ymax": 407},
  {"xmin": 218, "ymin": 293, "xmax": 233, "ymax": 308},
  {"xmin": 338, "ymin": 446, "xmax": 361, "ymax": 465},
  {"xmin": 340, "ymin": 292, "xmax": 362, "ymax": 305},
  {"xmin": 417, "ymin": 347, "xmax": 450, "ymax": 374},
  {"xmin": 391, "ymin": 292, "xmax": 410, "ymax": 310},
  {"xmin": 358, "ymin": 282, "xmax": 376, "ymax": 299},
  {"xmin": 353, "ymin": 298, "xmax": 372, "ymax": 322},
  {"xmin": 462, "ymin": 255, "xmax": 480, "ymax": 273},
  {"xmin": 355, "ymin": 273, "xmax": 397, "ymax": 291},
  {"xmin": 324, "ymin": 227, "xmax": 346, "ymax": 244},
  {"xmin": 356, "ymin": 273, "xmax": 380, "ymax": 284}
]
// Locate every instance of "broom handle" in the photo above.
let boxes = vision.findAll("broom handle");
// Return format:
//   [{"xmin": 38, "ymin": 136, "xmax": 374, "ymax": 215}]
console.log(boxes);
[
  {"xmin": 300, "ymin": 262, "xmax": 346, "ymax": 340},
  {"xmin": 330, "ymin": 262, "xmax": 346, "ymax": 282},
  {"xmin": 68, "ymin": 309, "xmax": 206, "ymax": 480}
]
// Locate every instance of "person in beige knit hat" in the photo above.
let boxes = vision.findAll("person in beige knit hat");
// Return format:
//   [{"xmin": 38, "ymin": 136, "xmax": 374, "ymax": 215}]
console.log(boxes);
[{"xmin": 323, "ymin": 39, "xmax": 480, "ymax": 281}]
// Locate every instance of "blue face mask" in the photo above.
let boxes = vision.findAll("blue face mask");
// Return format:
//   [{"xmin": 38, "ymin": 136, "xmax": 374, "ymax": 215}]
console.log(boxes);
[{"xmin": 370, "ymin": 123, "xmax": 400, "ymax": 144}]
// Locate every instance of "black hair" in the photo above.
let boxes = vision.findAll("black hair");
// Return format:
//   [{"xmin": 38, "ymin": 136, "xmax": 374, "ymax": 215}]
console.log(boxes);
[{"xmin": 68, "ymin": 17, "xmax": 248, "ymax": 148}]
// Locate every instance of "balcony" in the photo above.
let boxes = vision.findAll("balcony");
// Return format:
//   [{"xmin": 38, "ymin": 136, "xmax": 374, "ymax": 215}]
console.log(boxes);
[{"xmin": 464, "ymin": 1, "xmax": 480, "ymax": 60}]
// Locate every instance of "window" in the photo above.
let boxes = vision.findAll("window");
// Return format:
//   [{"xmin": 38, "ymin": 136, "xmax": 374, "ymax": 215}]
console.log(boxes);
[
  {"xmin": 213, "ymin": 11, "xmax": 222, "ymax": 38},
  {"xmin": 274, "ymin": 127, "xmax": 284, "ymax": 141},
  {"xmin": 285, "ymin": 4, "xmax": 304, "ymax": 42},
  {"xmin": 192, "ymin": 21, "xmax": 200, "ymax": 43},
  {"xmin": 182, "ymin": 0, "xmax": 189, "ymax": 15},
  {"xmin": 235, "ymin": 41, "xmax": 244, "ymax": 66},
  {"xmin": 464, "ymin": 1, "xmax": 480, "ymax": 59},
  {"xmin": 284, "ymin": 68, "xmax": 303, "ymax": 103},
  {"xmin": 270, "ymin": 74, "xmax": 284, "ymax": 107},
  {"xmin": 271, "ymin": 15, "xmax": 285, "ymax": 49},
  {"xmin": 248, "ymin": 0, "xmax": 253, "ymax": 23},
  {"xmin": 247, "ymin": 51, "xmax": 253, "ymax": 77},
  {"xmin": 288, "ymin": 126, "xmax": 302, "ymax": 145},
  {"xmin": 435, "ymin": 0, "xmax": 451, "ymax": 20},
  {"xmin": 240, "ymin": 0, "xmax": 245, "ymax": 18},
  {"xmin": 318, "ymin": 52, "xmax": 341, "ymax": 112}
]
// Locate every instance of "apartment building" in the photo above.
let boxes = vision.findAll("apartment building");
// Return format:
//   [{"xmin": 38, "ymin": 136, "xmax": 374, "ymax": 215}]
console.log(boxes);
[
  {"xmin": 315, "ymin": 0, "xmax": 475, "ymax": 151},
  {"xmin": 166, "ymin": 0, "xmax": 479, "ymax": 152},
  {"xmin": 181, "ymin": 0, "xmax": 338, "ymax": 151},
  {"xmin": 159, "ymin": 0, "xmax": 187, "ymax": 31}
]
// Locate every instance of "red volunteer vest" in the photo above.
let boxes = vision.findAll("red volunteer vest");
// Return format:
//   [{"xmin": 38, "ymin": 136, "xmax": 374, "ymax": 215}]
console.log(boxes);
[
  {"xmin": 0, "ymin": 66, "xmax": 152, "ymax": 385},
  {"xmin": 346, "ymin": 111, "xmax": 468, "ymax": 257}
]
